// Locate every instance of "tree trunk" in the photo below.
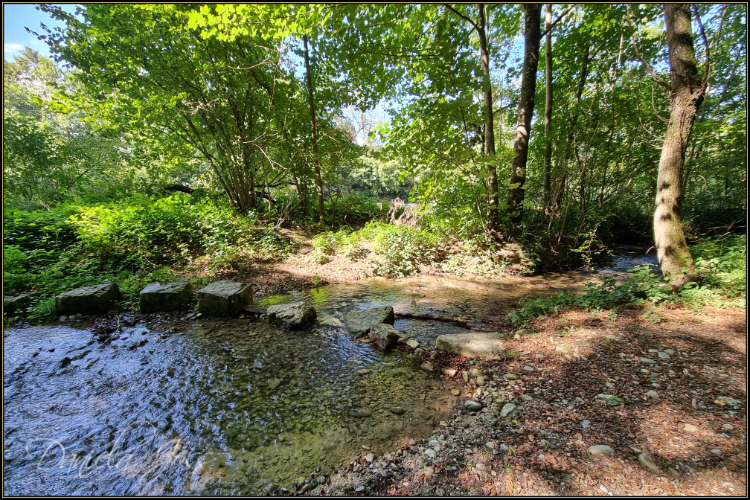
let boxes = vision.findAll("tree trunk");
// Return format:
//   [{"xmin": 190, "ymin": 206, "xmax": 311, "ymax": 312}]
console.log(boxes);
[
  {"xmin": 654, "ymin": 3, "xmax": 705, "ymax": 280},
  {"xmin": 542, "ymin": 3, "xmax": 553, "ymax": 210},
  {"xmin": 508, "ymin": 4, "xmax": 542, "ymax": 225},
  {"xmin": 303, "ymin": 35, "xmax": 325, "ymax": 223},
  {"xmin": 477, "ymin": 4, "xmax": 498, "ymax": 229}
]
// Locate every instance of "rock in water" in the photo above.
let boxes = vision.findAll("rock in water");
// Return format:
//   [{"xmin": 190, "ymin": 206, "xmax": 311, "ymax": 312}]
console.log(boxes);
[
  {"xmin": 196, "ymin": 281, "xmax": 253, "ymax": 317},
  {"xmin": 435, "ymin": 332, "xmax": 504, "ymax": 358},
  {"xmin": 266, "ymin": 301, "xmax": 317, "ymax": 329},
  {"xmin": 56, "ymin": 283, "xmax": 121, "ymax": 315},
  {"xmin": 344, "ymin": 306, "xmax": 395, "ymax": 337},
  {"xmin": 368, "ymin": 323, "xmax": 406, "ymax": 351},
  {"xmin": 139, "ymin": 281, "xmax": 193, "ymax": 313}
]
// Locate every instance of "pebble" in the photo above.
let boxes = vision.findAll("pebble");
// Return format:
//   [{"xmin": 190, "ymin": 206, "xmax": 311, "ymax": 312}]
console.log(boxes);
[
  {"xmin": 443, "ymin": 368, "xmax": 457, "ymax": 377},
  {"xmin": 357, "ymin": 369, "xmax": 370, "ymax": 375},
  {"xmin": 521, "ymin": 394, "xmax": 533, "ymax": 402},
  {"xmin": 582, "ymin": 420, "xmax": 591, "ymax": 429},
  {"xmin": 648, "ymin": 349, "xmax": 659, "ymax": 353},
  {"xmin": 503, "ymin": 373, "xmax": 518, "ymax": 380},
  {"xmin": 500, "ymin": 444, "xmax": 509, "ymax": 452},
  {"xmin": 658, "ymin": 351, "xmax": 670, "ymax": 359},
  {"xmin": 462, "ymin": 371, "xmax": 469, "ymax": 382},
  {"xmin": 420, "ymin": 362, "xmax": 433, "ymax": 372},
  {"xmin": 588, "ymin": 445, "xmax": 614, "ymax": 456},
  {"xmin": 451, "ymin": 389, "xmax": 461, "ymax": 396},
  {"xmin": 364, "ymin": 453, "xmax": 375, "ymax": 463},
  {"xmin": 486, "ymin": 442, "xmax": 495, "ymax": 450},
  {"xmin": 535, "ymin": 354, "xmax": 544, "ymax": 359},
  {"xmin": 668, "ymin": 467, "xmax": 680, "ymax": 476},
  {"xmin": 464, "ymin": 400, "xmax": 483, "ymax": 411},
  {"xmin": 500, "ymin": 403, "xmax": 517, "ymax": 417},
  {"xmin": 390, "ymin": 407, "xmax": 405, "ymax": 415},
  {"xmin": 422, "ymin": 467, "xmax": 434, "ymax": 480},
  {"xmin": 645, "ymin": 390, "xmax": 658, "ymax": 398},
  {"xmin": 663, "ymin": 348, "xmax": 676, "ymax": 356},
  {"xmin": 683, "ymin": 424, "xmax": 698, "ymax": 433},
  {"xmin": 638, "ymin": 452, "xmax": 659, "ymax": 471},
  {"xmin": 722, "ymin": 424, "xmax": 734, "ymax": 431},
  {"xmin": 476, "ymin": 376, "xmax": 485, "ymax": 386},
  {"xmin": 408, "ymin": 439, "xmax": 417, "ymax": 446},
  {"xmin": 513, "ymin": 333, "xmax": 520, "ymax": 340},
  {"xmin": 406, "ymin": 339, "xmax": 420, "ymax": 349},
  {"xmin": 524, "ymin": 366, "xmax": 534, "ymax": 371},
  {"xmin": 640, "ymin": 358, "xmax": 656, "ymax": 364},
  {"xmin": 424, "ymin": 449, "xmax": 436, "ymax": 459},
  {"xmin": 355, "ymin": 486, "xmax": 365, "ymax": 492},
  {"xmin": 640, "ymin": 369, "xmax": 650, "ymax": 374},
  {"xmin": 711, "ymin": 449, "xmax": 723, "ymax": 456}
]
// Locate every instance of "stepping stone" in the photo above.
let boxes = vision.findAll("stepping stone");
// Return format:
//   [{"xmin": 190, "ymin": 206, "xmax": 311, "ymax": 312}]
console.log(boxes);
[
  {"xmin": 56, "ymin": 283, "xmax": 121, "ymax": 315},
  {"xmin": 345, "ymin": 306, "xmax": 395, "ymax": 337},
  {"xmin": 369, "ymin": 323, "xmax": 406, "ymax": 351},
  {"xmin": 196, "ymin": 280, "xmax": 253, "ymax": 317},
  {"xmin": 266, "ymin": 301, "xmax": 316, "ymax": 329},
  {"xmin": 435, "ymin": 332, "xmax": 504, "ymax": 358},
  {"xmin": 139, "ymin": 281, "xmax": 193, "ymax": 313}
]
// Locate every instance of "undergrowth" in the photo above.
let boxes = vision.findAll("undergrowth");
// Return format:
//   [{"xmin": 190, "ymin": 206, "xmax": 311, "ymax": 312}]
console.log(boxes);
[{"xmin": 509, "ymin": 233, "xmax": 746, "ymax": 324}]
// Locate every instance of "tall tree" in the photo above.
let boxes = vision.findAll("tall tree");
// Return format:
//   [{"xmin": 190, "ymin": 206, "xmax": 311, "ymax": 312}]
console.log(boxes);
[
  {"xmin": 303, "ymin": 35, "xmax": 325, "ymax": 222},
  {"xmin": 653, "ymin": 4, "xmax": 707, "ymax": 281},
  {"xmin": 542, "ymin": 3, "xmax": 554, "ymax": 210},
  {"xmin": 508, "ymin": 4, "xmax": 542, "ymax": 225}
]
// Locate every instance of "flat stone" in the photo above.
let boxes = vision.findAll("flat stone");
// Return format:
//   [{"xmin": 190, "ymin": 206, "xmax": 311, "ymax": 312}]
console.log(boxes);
[
  {"xmin": 722, "ymin": 424, "xmax": 734, "ymax": 431},
  {"xmin": 345, "ymin": 306, "xmax": 395, "ymax": 336},
  {"xmin": 683, "ymin": 424, "xmax": 698, "ymax": 433},
  {"xmin": 640, "ymin": 357, "xmax": 656, "ymax": 364},
  {"xmin": 500, "ymin": 403, "xmax": 517, "ymax": 418},
  {"xmin": 196, "ymin": 280, "xmax": 253, "ymax": 317},
  {"xmin": 420, "ymin": 362, "xmax": 433, "ymax": 372},
  {"xmin": 658, "ymin": 351, "xmax": 670, "ymax": 359},
  {"xmin": 56, "ymin": 283, "xmax": 121, "ymax": 315},
  {"xmin": 436, "ymin": 332, "xmax": 504, "ymax": 358},
  {"xmin": 646, "ymin": 390, "xmax": 659, "ymax": 398},
  {"xmin": 588, "ymin": 445, "xmax": 614, "ymax": 456},
  {"xmin": 663, "ymin": 348, "xmax": 676, "ymax": 356},
  {"xmin": 369, "ymin": 323, "xmax": 406, "ymax": 351},
  {"xmin": 503, "ymin": 373, "xmax": 518, "ymax": 380},
  {"xmin": 443, "ymin": 368, "xmax": 457, "ymax": 377},
  {"xmin": 4, "ymin": 294, "xmax": 32, "ymax": 316},
  {"xmin": 638, "ymin": 452, "xmax": 660, "ymax": 471},
  {"xmin": 266, "ymin": 301, "xmax": 317, "ymax": 329},
  {"xmin": 139, "ymin": 281, "xmax": 192, "ymax": 313},
  {"xmin": 711, "ymin": 449, "xmax": 722, "ymax": 456}
]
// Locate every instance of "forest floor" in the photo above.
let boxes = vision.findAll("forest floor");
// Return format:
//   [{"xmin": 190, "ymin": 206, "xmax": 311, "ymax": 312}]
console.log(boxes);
[
  {"xmin": 193, "ymin": 232, "xmax": 747, "ymax": 497},
  {"xmin": 308, "ymin": 304, "xmax": 747, "ymax": 497}
]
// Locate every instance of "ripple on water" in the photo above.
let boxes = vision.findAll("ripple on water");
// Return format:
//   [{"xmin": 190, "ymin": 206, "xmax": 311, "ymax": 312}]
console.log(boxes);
[{"xmin": 5, "ymin": 273, "xmax": 600, "ymax": 494}]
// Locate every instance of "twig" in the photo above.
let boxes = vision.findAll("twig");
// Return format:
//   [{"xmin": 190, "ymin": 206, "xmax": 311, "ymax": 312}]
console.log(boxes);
[{"xmin": 539, "ymin": 4, "xmax": 577, "ymax": 39}]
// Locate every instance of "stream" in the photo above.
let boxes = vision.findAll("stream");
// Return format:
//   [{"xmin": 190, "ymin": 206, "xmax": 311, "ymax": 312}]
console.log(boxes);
[{"xmin": 3, "ymin": 249, "xmax": 657, "ymax": 495}]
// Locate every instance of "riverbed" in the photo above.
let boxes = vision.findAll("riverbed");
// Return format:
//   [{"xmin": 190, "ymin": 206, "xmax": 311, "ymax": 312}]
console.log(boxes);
[{"xmin": 4, "ymin": 256, "xmax": 651, "ymax": 495}]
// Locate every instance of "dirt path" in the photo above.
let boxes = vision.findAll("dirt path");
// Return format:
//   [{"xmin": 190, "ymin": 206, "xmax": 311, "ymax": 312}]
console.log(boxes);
[{"xmin": 297, "ymin": 304, "xmax": 746, "ymax": 496}]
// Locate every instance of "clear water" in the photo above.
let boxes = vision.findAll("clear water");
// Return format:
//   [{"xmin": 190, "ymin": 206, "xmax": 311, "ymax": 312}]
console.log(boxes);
[{"xmin": 3, "ymin": 270, "xmax": 620, "ymax": 495}]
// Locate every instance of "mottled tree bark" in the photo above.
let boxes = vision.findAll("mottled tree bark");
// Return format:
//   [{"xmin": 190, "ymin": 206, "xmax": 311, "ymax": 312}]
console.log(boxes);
[
  {"xmin": 508, "ymin": 4, "xmax": 541, "ymax": 225},
  {"xmin": 303, "ymin": 35, "xmax": 325, "ymax": 222},
  {"xmin": 477, "ymin": 4, "xmax": 498, "ymax": 228},
  {"xmin": 654, "ymin": 4, "xmax": 705, "ymax": 280},
  {"xmin": 542, "ymin": 3, "xmax": 553, "ymax": 210}
]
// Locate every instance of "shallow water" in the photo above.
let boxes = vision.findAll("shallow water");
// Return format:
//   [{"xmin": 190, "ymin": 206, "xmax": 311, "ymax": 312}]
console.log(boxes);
[{"xmin": 4, "ymin": 267, "xmax": 634, "ymax": 495}]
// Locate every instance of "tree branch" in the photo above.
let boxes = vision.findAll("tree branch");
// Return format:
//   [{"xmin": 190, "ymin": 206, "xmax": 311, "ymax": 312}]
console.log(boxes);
[
  {"xmin": 691, "ymin": 4, "xmax": 711, "ymax": 88},
  {"xmin": 625, "ymin": 5, "xmax": 671, "ymax": 93},
  {"xmin": 539, "ymin": 4, "xmax": 576, "ymax": 39},
  {"xmin": 443, "ymin": 4, "xmax": 479, "ymax": 33}
]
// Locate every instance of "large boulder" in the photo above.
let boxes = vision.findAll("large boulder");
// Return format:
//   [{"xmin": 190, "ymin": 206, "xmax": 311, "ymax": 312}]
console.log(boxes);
[
  {"xmin": 436, "ymin": 332, "xmax": 505, "ymax": 359},
  {"xmin": 266, "ymin": 301, "xmax": 317, "ymax": 329},
  {"xmin": 345, "ymin": 306, "xmax": 395, "ymax": 337},
  {"xmin": 4, "ymin": 294, "xmax": 32, "ymax": 316},
  {"xmin": 196, "ymin": 280, "xmax": 253, "ymax": 317},
  {"xmin": 139, "ymin": 281, "xmax": 193, "ymax": 313},
  {"xmin": 56, "ymin": 283, "xmax": 121, "ymax": 316},
  {"xmin": 369, "ymin": 323, "xmax": 407, "ymax": 351}
]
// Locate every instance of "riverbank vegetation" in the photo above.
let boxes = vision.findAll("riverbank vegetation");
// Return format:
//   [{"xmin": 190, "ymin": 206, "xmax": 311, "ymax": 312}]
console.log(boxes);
[{"xmin": 4, "ymin": 4, "xmax": 746, "ymax": 324}]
